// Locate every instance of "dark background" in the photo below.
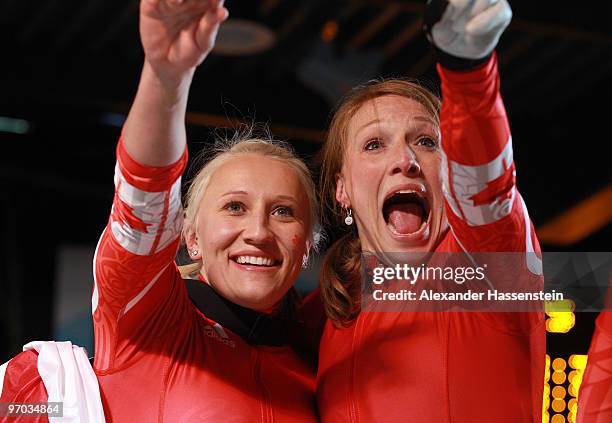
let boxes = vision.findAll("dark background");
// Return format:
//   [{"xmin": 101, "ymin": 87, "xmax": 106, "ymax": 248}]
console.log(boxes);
[{"xmin": 1, "ymin": 0, "xmax": 610, "ymax": 416}]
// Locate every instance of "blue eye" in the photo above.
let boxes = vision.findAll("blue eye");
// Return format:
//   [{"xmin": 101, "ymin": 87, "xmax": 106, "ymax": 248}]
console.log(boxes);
[
  {"xmin": 364, "ymin": 138, "xmax": 383, "ymax": 151},
  {"xmin": 273, "ymin": 206, "xmax": 293, "ymax": 217}
]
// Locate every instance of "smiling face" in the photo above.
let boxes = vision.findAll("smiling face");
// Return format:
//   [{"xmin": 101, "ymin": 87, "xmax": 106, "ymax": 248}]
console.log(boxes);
[
  {"xmin": 186, "ymin": 153, "xmax": 310, "ymax": 311},
  {"xmin": 336, "ymin": 95, "xmax": 448, "ymax": 254}
]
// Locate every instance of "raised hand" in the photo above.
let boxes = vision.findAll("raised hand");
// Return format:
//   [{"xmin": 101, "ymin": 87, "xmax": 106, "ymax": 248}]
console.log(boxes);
[
  {"xmin": 140, "ymin": 0, "xmax": 228, "ymax": 80},
  {"xmin": 427, "ymin": 0, "xmax": 512, "ymax": 60}
]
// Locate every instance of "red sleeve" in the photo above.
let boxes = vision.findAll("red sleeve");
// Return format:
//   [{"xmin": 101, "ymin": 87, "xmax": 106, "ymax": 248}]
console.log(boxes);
[
  {"xmin": 438, "ymin": 53, "xmax": 541, "ymax": 265},
  {"xmin": 438, "ymin": 55, "xmax": 545, "ymax": 341},
  {"xmin": 92, "ymin": 138, "xmax": 189, "ymax": 372},
  {"xmin": 0, "ymin": 350, "xmax": 50, "ymax": 423},
  {"xmin": 577, "ymin": 279, "xmax": 612, "ymax": 422}
]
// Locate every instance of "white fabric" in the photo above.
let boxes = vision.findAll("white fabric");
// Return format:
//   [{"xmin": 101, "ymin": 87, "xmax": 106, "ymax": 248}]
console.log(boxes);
[
  {"xmin": 121, "ymin": 263, "xmax": 169, "ymax": 317},
  {"xmin": 91, "ymin": 227, "xmax": 106, "ymax": 315},
  {"xmin": 23, "ymin": 341, "xmax": 106, "ymax": 423},
  {"xmin": 431, "ymin": 0, "xmax": 512, "ymax": 59},
  {"xmin": 0, "ymin": 358, "xmax": 10, "ymax": 398},
  {"xmin": 111, "ymin": 164, "xmax": 183, "ymax": 256},
  {"xmin": 443, "ymin": 138, "xmax": 515, "ymax": 226},
  {"xmin": 520, "ymin": 194, "xmax": 543, "ymax": 276}
]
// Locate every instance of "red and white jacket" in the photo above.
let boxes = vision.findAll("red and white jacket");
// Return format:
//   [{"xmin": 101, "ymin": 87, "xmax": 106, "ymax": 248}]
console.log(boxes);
[
  {"xmin": 0, "ymin": 341, "xmax": 105, "ymax": 422},
  {"xmin": 91, "ymin": 140, "xmax": 317, "ymax": 422},
  {"xmin": 317, "ymin": 54, "xmax": 545, "ymax": 423},
  {"xmin": 577, "ymin": 280, "xmax": 612, "ymax": 422}
]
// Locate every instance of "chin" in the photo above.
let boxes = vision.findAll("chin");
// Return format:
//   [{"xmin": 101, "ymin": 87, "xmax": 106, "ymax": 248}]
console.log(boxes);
[{"xmin": 236, "ymin": 288, "xmax": 281, "ymax": 310}]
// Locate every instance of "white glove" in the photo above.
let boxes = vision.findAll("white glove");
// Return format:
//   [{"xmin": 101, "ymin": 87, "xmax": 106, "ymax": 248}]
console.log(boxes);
[{"xmin": 429, "ymin": 0, "xmax": 512, "ymax": 60}]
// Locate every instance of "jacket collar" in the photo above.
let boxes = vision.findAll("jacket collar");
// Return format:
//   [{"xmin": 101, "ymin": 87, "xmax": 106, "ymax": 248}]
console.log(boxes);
[{"xmin": 184, "ymin": 279, "xmax": 295, "ymax": 347}]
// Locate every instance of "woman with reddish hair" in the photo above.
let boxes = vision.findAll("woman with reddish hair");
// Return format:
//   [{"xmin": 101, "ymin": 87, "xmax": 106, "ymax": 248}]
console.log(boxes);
[
  {"xmin": 1, "ymin": 1, "xmax": 322, "ymax": 421},
  {"xmin": 316, "ymin": 0, "xmax": 545, "ymax": 421}
]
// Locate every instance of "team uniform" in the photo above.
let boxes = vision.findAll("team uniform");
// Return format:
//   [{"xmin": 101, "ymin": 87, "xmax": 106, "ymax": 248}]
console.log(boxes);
[
  {"xmin": 0, "ymin": 341, "xmax": 105, "ymax": 422},
  {"xmin": 317, "ymin": 54, "xmax": 545, "ymax": 422},
  {"xmin": 577, "ymin": 287, "xmax": 612, "ymax": 422},
  {"xmin": 91, "ymin": 140, "xmax": 317, "ymax": 422}
]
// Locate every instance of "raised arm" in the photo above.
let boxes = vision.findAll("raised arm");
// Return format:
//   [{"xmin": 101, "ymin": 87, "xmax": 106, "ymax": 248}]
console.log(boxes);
[
  {"xmin": 428, "ymin": 0, "xmax": 540, "ymax": 261},
  {"xmin": 92, "ymin": 0, "xmax": 227, "ymax": 372},
  {"xmin": 124, "ymin": 0, "xmax": 228, "ymax": 166}
]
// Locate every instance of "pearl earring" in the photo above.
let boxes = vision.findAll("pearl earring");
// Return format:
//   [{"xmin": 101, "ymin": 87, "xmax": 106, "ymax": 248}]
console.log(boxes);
[{"xmin": 344, "ymin": 208, "xmax": 353, "ymax": 226}]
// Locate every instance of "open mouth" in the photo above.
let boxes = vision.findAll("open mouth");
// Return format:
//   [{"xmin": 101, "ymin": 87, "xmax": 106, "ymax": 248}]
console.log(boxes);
[
  {"xmin": 230, "ymin": 255, "xmax": 281, "ymax": 267},
  {"xmin": 382, "ymin": 190, "xmax": 430, "ymax": 236}
]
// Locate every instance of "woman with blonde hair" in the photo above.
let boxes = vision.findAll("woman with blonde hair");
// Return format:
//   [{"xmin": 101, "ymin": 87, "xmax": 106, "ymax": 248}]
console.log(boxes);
[
  {"xmin": 89, "ymin": 0, "xmax": 320, "ymax": 420},
  {"xmin": 316, "ymin": 0, "xmax": 545, "ymax": 421}
]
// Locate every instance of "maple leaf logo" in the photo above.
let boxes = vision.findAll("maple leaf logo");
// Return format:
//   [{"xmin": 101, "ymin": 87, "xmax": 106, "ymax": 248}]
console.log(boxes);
[{"xmin": 469, "ymin": 159, "xmax": 515, "ymax": 206}]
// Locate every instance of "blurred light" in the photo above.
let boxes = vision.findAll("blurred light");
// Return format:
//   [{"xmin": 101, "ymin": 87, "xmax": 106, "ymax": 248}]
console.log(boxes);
[
  {"xmin": 546, "ymin": 312, "xmax": 575, "ymax": 333},
  {"xmin": 551, "ymin": 413, "xmax": 565, "ymax": 423},
  {"xmin": 569, "ymin": 355, "xmax": 588, "ymax": 370},
  {"xmin": 0, "ymin": 116, "xmax": 31, "ymax": 134},
  {"xmin": 552, "ymin": 386, "xmax": 566, "ymax": 399},
  {"xmin": 567, "ymin": 411, "xmax": 575, "ymax": 423},
  {"xmin": 213, "ymin": 19, "xmax": 276, "ymax": 56},
  {"xmin": 570, "ymin": 373, "xmax": 583, "ymax": 389},
  {"xmin": 552, "ymin": 371, "xmax": 567, "ymax": 385},
  {"xmin": 568, "ymin": 398, "xmax": 577, "ymax": 413},
  {"xmin": 552, "ymin": 358, "xmax": 567, "ymax": 372},
  {"xmin": 538, "ymin": 184, "xmax": 612, "ymax": 245},
  {"xmin": 321, "ymin": 20, "xmax": 339, "ymax": 42},
  {"xmin": 552, "ymin": 399, "xmax": 566, "ymax": 413},
  {"xmin": 545, "ymin": 300, "xmax": 576, "ymax": 313},
  {"xmin": 100, "ymin": 113, "xmax": 126, "ymax": 128}
]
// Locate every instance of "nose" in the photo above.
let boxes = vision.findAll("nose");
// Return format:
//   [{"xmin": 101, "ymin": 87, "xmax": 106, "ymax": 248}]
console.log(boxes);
[
  {"xmin": 391, "ymin": 144, "xmax": 421, "ymax": 177},
  {"xmin": 242, "ymin": 211, "xmax": 274, "ymax": 245}
]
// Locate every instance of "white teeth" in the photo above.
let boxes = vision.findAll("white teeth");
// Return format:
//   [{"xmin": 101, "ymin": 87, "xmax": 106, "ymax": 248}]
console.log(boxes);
[
  {"xmin": 394, "ymin": 189, "xmax": 425, "ymax": 196},
  {"xmin": 235, "ymin": 256, "xmax": 275, "ymax": 266}
]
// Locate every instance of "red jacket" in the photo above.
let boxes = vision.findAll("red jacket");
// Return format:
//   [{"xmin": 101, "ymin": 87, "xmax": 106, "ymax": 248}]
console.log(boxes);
[
  {"xmin": 317, "ymin": 54, "xmax": 545, "ymax": 423},
  {"xmin": 92, "ymin": 140, "xmax": 317, "ymax": 422},
  {"xmin": 577, "ymin": 280, "xmax": 612, "ymax": 422}
]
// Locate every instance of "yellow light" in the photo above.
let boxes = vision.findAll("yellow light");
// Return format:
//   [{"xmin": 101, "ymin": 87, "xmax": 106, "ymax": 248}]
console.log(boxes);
[
  {"xmin": 552, "ymin": 399, "xmax": 566, "ymax": 413},
  {"xmin": 552, "ymin": 371, "xmax": 567, "ymax": 385},
  {"xmin": 552, "ymin": 386, "xmax": 566, "ymax": 399},
  {"xmin": 568, "ymin": 384, "xmax": 578, "ymax": 397},
  {"xmin": 570, "ymin": 373, "xmax": 583, "ymax": 389},
  {"xmin": 545, "ymin": 299, "xmax": 576, "ymax": 313},
  {"xmin": 543, "ymin": 410, "xmax": 550, "ymax": 423},
  {"xmin": 568, "ymin": 411, "xmax": 576, "ymax": 423},
  {"xmin": 551, "ymin": 413, "xmax": 566, "ymax": 423},
  {"xmin": 552, "ymin": 358, "xmax": 567, "ymax": 372},
  {"xmin": 569, "ymin": 355, "xmax": 588, "ymax": 370},
  {"xmin": 568, "ymin": 398, "xmax": 577, "ymax": 413},
  {"xmin": 546, "ymin": 313, "xmax": 576, "ymax": 333}
]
